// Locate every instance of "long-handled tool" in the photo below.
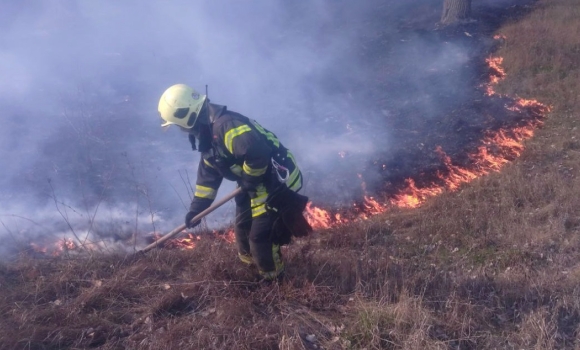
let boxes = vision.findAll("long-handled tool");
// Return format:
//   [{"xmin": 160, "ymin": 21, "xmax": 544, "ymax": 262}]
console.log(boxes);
[{"xmin": 138, "ymin": 187, "xmax": 242, "ymax": 254}]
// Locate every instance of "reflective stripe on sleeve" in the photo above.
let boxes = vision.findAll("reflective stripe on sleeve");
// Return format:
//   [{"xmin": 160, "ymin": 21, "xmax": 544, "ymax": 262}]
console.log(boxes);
[
  {"xmin": 243, "ymin": 162, "xmax": 268, "ymax": 177},
  {"xmin": 286, "ymin": 152, "xmax": 302, "ymax": 191},
  {"xmin": 251, "ymin": 120, "xmax": 280, "ymax": 148},
  {"xmin": 288, "ymin": 170, "xmax": 302, "ymax": 192},
  {"xmin": 224, "ymin": 125, "xmax": 252, "ymax": 154},
  {"xmin": 194, "ymin": 185, "xmax": 217, "ymax": 199}
]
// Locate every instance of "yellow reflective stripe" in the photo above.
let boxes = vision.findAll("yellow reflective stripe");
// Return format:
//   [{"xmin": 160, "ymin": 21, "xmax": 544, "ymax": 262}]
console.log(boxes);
[
  {"xmin": 230, "ymin": 164, "xmax": 243, "ymax": 177},
  {"xmin": 194, "ymin": 185, "xmax": 217, "ymax": 199},
  {"xmin": 259, "ymin": 245, "xmax": 284, "ymax": 280},
  {"xmin": 243, "ymin": 162, "xmax": 268, "ymax": 177},
  {"xmin": 287, "ymin": 166, "xmax": 300, "ymax": 187},
  {"xmin": 224, "ymin": 125, "xmax": 251, "ymax": 154},
  {"xmin": 203, "ymin": 158, "xmax": 215, "ymax": 169},
  {"xmin": 252, "ymin": 205, "xmax": 267, "ymax": 217},
  {"xmin": 238, "ymin": 253, "xmax": 253, "ymax": 265},
  {"xmin": 251, "ymin": 190, "xmax": 268, "ymax": 205},
  {"xmin": 286, "ymin": 152, "xmax": 302, "ymax": 191},
  {"xmin": 272, "ymin": 244, "xmax": 284, "ymax": 272},
  {"xmin": 251, "ymin": 189, "xmax": 268, "ymax": 217},
  {"xmin": 251, "ymin": 121, "xmax": 280, "ymax": 148},
  {"xmin": 289, "ymin": 171, "xmax": 302, "ymax": 192}
]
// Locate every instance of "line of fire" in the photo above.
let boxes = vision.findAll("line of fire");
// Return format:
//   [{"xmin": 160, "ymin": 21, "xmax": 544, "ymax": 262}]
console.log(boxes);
[{"xmin": 27, "ymin": 35, "xmax": 550, "ymax": 255}]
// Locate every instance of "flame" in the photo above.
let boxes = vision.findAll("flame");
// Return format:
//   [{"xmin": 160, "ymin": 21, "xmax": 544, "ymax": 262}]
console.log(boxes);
[
  {"xmin": 389, "ymin": 179, "xmax": 444, "ymax": 209},
  {"xmin": 305, "ymin": 37, "xmax": 550, "ymax": 230},
  {"xmin": 363, "ymin": 196, "xmax": 387, "ymax": 214},
  {"xmin": 30, "ymin": 238, "xmax": 78, "ymax": 256},
  {"xmin": 172, "ymin": 233, "xmax": 200, "ymax": 249},
  {"xmin": 305, "ymin": 117, "xmax": 545, "ymax": 226},
  {"xmin": 485, "ymin": 56, "xmax": 506, "ymax": 95},
  {"xmin": 217, "ymin": 229, "xmax": 236, "ymax": 244},
  {"xmin": 304, "ymin": 202, "xmax": 332, "ymax": 229},
  {"xmin": 154, "ymin": 229, "xmax": 236, "ymax": 250},
  {"xmin": 30, "ymin": 36, "xmax": 551, "ymax": 251},
  {"xmin": 152, "ymin": 228, "xmax": 235, "ymax": 250}
]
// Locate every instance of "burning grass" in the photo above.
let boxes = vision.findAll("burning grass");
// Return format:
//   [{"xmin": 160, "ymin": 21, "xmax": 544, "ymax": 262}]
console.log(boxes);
[
  {"xmin": 304, "ymin": 51, "xmax": 550, "ymax": 229},
  {"xmin": 3, "ymin": 0, "xmax": 580, "ymax": 348}
]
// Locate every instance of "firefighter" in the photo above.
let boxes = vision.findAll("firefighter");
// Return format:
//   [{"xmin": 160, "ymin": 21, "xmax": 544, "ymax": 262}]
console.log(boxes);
[{"xmin": 158, "ymin": 84, "xmax": 311, "ymax": 281}]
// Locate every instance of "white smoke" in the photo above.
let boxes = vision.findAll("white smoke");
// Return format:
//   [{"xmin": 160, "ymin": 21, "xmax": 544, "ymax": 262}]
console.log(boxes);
[{"xmin": 2, "ymin": 0, "xmax": 494, "ymax": 252}]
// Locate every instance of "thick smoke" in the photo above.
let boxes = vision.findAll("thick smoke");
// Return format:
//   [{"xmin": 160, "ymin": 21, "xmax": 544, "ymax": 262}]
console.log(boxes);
[{"xmin": 1, "ymin": 0, "xmax": 504, "ymax": 254}]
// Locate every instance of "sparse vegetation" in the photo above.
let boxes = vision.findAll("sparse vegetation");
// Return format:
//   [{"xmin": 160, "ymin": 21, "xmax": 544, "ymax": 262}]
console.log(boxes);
[{"xmin": 2, "ymin": 0, "xmax": 580, "ymax": 349}]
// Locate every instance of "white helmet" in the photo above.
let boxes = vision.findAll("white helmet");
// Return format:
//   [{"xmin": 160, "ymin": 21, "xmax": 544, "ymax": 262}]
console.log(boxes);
[{"xmin": 158, "ymin": 84, "xmax": 207, "ymax": 129}]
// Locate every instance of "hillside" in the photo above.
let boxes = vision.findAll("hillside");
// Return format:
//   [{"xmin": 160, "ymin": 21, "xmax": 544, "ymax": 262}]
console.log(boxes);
[{"xmin": 2, "ymin": 0, "xmax": 580, "ymax": 349}]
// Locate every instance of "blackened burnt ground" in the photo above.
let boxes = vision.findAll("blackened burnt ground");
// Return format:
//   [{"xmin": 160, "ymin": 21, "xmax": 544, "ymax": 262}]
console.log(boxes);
[{"xmin": 304, "ymin": 0, "xmax": 542, "ymax": 207}]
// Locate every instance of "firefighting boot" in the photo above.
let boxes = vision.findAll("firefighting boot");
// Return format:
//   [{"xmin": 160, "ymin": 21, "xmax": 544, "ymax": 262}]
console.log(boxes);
[
  {"xmin": 266, "ymin": 244, "xmax": 285, "ymax": 284},
  {"xmin": 235, "ymin": 227, "xmax": 253, "ymax": 266},
  {"xmin": 253, "ymin": 243, "xmax": 285, "ymax": 282}
]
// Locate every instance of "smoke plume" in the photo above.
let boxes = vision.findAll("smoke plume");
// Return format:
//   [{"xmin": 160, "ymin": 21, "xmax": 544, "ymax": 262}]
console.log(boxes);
[{"xmin": 0, "ymin": 0, "xmax": 521, "ymax": 254}]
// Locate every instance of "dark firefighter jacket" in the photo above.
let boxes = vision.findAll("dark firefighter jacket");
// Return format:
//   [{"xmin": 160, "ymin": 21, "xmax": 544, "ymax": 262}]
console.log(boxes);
[{"xmin": 189, "ymin": 103, "xmax": 304, "ymax": 220}]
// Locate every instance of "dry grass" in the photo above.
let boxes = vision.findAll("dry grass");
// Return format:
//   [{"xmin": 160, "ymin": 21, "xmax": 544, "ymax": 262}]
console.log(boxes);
[{"xmin": 2, "ymin": 0, "xmax": 580, "ymax": 348}]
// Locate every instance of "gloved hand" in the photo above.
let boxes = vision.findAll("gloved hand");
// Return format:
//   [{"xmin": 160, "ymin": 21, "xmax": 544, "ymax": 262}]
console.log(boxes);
[
  {"xmin": 187, "ymin": 198, "xmax": 212, "ymax": 228},
  {"xmin": 185, "ymin": 210, "xmax": 202, "ymax": 229},
  {"xmin": 240, "ymin": 180, "xmax": 257, "ymax": 193},
  {"xmin": 240, "ymin": 174, "xmax": 262, "ymax": 193}
]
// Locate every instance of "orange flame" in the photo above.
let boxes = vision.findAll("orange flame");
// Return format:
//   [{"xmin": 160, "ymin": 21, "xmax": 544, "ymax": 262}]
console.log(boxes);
[
  {"xmin": 173, "ymin": 233, "xmax": 200, "ymax": 249},
  {"xmin": 304, "ymin": 202, "xmax": 332, "ymax": 229},
  {"xmin": 217, "ymin": 229, "xmax": 236, "ymax": 244},
  {"xmin": 485, "ymin": 56, "xmax": 506, "ymax": 95},
  {"xmin": 30, "ymin": 238, "xmax": 78, "ymax": 256},
  {"xmin": 30, "ymin": 36, "xmax": 551, "ymax": 250},
  {"xmin": 154, "ymin": 228, "xmax": 235, "ymax": 250},
  {"xmin": 305, "ymin": 37, "xmax": 550, "ymax": 230}
]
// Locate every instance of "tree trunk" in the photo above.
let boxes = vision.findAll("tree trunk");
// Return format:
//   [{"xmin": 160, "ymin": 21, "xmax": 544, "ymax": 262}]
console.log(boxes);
[{"xmin": 441, "ymin": 0, "xmax": 472, "ymax": 25}]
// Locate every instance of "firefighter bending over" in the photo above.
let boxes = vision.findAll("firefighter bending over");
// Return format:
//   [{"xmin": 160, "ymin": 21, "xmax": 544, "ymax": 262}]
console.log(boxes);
[{"xmin": 158, "ymin": 84, "xmax": 312, "ymax": 281}]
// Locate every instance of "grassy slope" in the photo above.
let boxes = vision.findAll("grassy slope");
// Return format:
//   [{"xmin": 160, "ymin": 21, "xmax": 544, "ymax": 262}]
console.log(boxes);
[{"xmin": 2, "ymin": 0, "xmax": 580, "ymax": 349}]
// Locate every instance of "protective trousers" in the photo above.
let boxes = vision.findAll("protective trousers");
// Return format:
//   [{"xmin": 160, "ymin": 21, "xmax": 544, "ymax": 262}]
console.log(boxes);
[{"xmin": 234, "ymin": 191, "xmax": 284, "ymax": 280}]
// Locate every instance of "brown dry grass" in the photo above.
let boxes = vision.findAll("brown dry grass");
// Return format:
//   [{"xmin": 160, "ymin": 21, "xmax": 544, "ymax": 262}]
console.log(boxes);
[{"xmin": 2, "ymin": 0, "xmax": 580, "ymax": 348}]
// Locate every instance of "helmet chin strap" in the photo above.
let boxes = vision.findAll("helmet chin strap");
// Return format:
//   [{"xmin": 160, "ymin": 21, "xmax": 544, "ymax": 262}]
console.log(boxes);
[
  {"xmin": 187, "ymin": 100, "xmax": 213, "ymax": 153},
  {"xmin": 188, "ymin": 134, "xmax": 197, "ymax": 151},
  {"xmin": 196, "ymin": 100, "xmax": 211, "ymax": 125},
  {"xmin": 188, "ymin": 120, "xmax": 212, "ymax": 153},
  {"xmin": 196, "ymin": 124, "xmax": 213, "ymax": 152}
]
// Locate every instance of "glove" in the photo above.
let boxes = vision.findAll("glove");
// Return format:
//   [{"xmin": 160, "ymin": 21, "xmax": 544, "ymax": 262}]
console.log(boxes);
[
  {"xmin": 240, "ymin": 174, "xmax": 261, "ymax": 193},
  {"xmin": 186, "ymin": 198, "xmax": 212, "ymax": 228},
  {"xmin": 185, "ymin": 210, "xmax": 202, "ymax": 229},
  {"xmin": 240, "ymin": 181, "xmax": 257, "ymax": 193}
]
